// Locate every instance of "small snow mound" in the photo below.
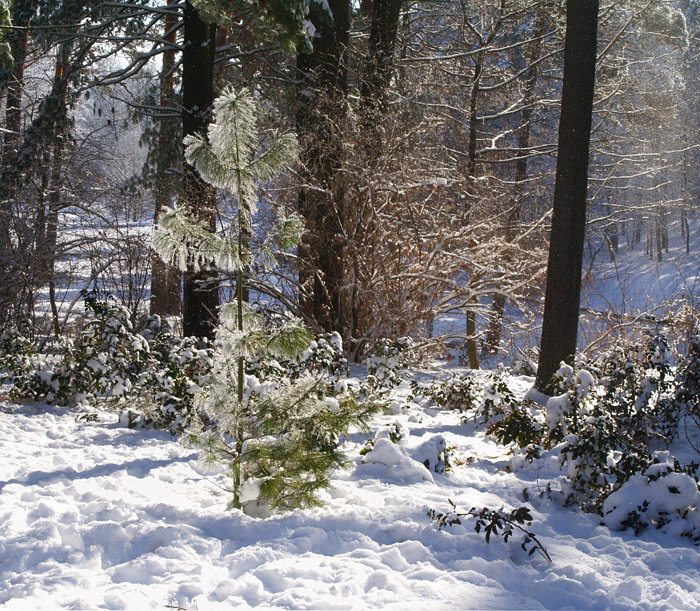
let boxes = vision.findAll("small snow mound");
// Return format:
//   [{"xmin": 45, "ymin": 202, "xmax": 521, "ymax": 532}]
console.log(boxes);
[
  {"xmin": 361, "ymin": 438, "xmax": 434, "ymax": 483},
  {"xmin": 411, "ymin": 436, "xmax": 450, "ymax": 474},
  {"xmin": 603, "ymin": 453, "xmax": 700, "ymax": 535},
  {"xmin": 363, "ymin": 438, "xmax": 405, "ymax": 467}
]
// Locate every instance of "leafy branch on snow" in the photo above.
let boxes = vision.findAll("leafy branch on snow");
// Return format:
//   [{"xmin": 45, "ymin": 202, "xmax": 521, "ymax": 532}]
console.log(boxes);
[{"xmin": 428, "ymin": 499, "xmax": 552, "ymax": 563}]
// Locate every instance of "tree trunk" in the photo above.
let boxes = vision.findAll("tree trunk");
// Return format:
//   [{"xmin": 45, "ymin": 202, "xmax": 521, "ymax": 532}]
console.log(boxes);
[
  {"xmin": 660, "ymin": 208, "xmax": 668, "ymax": 253},
  {"xmin": 0, "ymin": 0, "xmax": 34, "ymax": 324},
  {"xmin": 360, "ymin": 0, "xmax": 403, "ymax": 114},
  {"xmin": 296, "ymin": 0, "xmax": 351, "ymax": 336},
  {"xmin": 2, "ymin": 28, "xmax": 28, "ymax": 163},
  {"xmin": 151, "ymin": 5, "xmax": 182, "ymax": 318},
  {"xmin": 1, "ymin": 0, "xmax": 34, "ymax": 163},
  {"xmin": 535, "ymin": 0, "xmax": 599, "ymax": 393},
  {"xmin": 181, "ymin": 0, "xmax": 219, "ymax": 339},
  {"xmin": 462, "ymin": 56, "xmax": 484, "ymax": 370}
]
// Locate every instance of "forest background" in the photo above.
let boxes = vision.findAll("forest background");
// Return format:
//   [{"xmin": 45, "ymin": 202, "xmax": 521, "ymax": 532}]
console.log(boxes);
[{"xmin": 0, "ymin": 0, "xmax": 697, "ymax": 371}]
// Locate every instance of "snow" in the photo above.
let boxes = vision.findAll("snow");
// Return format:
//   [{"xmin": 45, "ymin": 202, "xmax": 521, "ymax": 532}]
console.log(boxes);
[
  {"xmin": 546, "ymin": 394, "xmax": 571, "ymax": 432},
  {"xmin": 2, "ymin": 370, "xmax": 700, "ymax": 610},
  {"xmin": 603, "ymin": 451, "xmax": 700, "ymax": 533},
  {"xmin": 583, "ymin": 218, "xmax": 700, "ymax": 318},
  {"xmin": 323, "ymin": 396, "xmax": 340, "ymax": 412}
]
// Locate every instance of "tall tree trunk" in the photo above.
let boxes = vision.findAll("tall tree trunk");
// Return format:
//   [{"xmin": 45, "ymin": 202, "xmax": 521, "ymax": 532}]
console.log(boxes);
[
  {"xmin": 463, "ymin": 55, "xmax": 484, "ymax": 370},
  {"xmin": 660, "ymin": 208, "xmax": 668, "ymax": 253},
  {"xmin": 181, "ymin": 0, "xmax": 219, "ymax": 339},
  {"xmin": 0, "ymin": 0, "xmax": 34, "ymax": 324},
  {"xmin": 2, "ymin": 28, "xmax": 28, "ymax": 163},
  {"xmin": 535, "ymin": 0, "xmax": 599, "ymax": 393},
  {"xmin": 151, "ymin": 5, "xmax": 182, "ymax": 318},
  {"xmin": 45, "ymin": 140, "xmax": 63, "ymax": 337},
  {"xmin": 360, "ymin": 0, "xmax": 403, "ymax": 114},
  {"xmin": 296, "ymin": 0, "xmax": 351, "ymax": 335},
  {"xmin": 1, "ymin": 0, "xmax": 34, "ymax": 163}
]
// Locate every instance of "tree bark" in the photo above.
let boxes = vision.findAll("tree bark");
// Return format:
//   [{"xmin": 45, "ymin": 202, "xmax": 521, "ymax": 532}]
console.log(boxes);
[
  {"xmin": 360, "ymin": 0, "xmax": 403, "ymax": 114},
  {"xmin": 181, "ymin": 0, "xmax": 219, "ymax": 339},
  {"xmin": 1, "ymin": 0, "xmax": 34, "ymax": 163},
  {"xmin": 151, "ymin": 5, "xmax": 182, "ymax": 318},
  {"xmin": 0, "ymin": 0, "xmax": 35, "ymax": 323},
  {"xmin": 535, "ymin": 0, "xmax": 599, "ymax": 393},
  {"xmin": 296, "ymin": 0, "xmax": 351, "ymax": 335},
  {"xmin": 462, "ymin": 50, "xmax": 486, "ymax": 370},
  {"xmin": 41, "ymin": 43, "xmax": 72, "ymax": 336}
]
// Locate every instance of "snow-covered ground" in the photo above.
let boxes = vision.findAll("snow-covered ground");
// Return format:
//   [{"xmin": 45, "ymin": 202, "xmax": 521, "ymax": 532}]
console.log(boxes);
[
  {"xmin": 2, "ymin": 368, "xmax": 699, "ymax": 610},
  {"xmin": 584, "ymin": 218, "xmax": 699, "ymax": 316}
]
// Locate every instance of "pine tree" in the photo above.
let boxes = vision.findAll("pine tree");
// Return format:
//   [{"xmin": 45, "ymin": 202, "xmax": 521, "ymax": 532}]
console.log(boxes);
[{"xmin": 155, "ymin": 87, "xmax": 377, "ymax": 511}]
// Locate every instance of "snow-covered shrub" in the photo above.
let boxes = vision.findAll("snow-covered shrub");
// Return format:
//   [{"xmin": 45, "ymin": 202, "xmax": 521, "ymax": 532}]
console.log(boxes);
[
  {"xmin": 1, "ymin": 295, "xmax": 214, "ymax": 430},
  {"xmin": 127, "ymin": 315, "xmax": 213, "ymax": 431},
  {"xmin": 487, "ymin": 400, "xmax": 543, "ymax": 448},
  {"xmin": 247, "ymin": 330, "xmax": 348, "ymax": 384},
  {"xmin": 475, "ymin": 365, "xmax": 520, "ymax": 424},
  {"xmin": 558, "ymin": 410, "xmax": 653, "ymax": 512},
  {"xmin": 300, "ymin": 332, "xmax": 348, "ymax": 377},
  {"xmin": 0, "ymin": 325, "xmax": 35, "ymax": 374},
  {"xmin": 603, "ymin": 451, "xmax": 700, "ymax": 541},
  {"xmin": 363, "ymin": 337, "xmax": 414, "ymax": 394},
  {"xmin": 0, "ymin": 326, "xmax": 57, "ymax": 399},
  {"xmin": 46, "ymin": 295, "xmax": 212, "ymax": 431},
  {"xmin": 50, "ymin": 293, "xmax": 153, "ymax": 406},
  {"xmin": 595, "ymin": 333, "xmax": 678, "ymax": 445},
  {"xmin": 413, "ymin": 374, "xmax": 479, "ymax": 413},
  {"xmin": 0, "ymin": 326, "xmax": 41, "ymax": 399},
  {"xmin": 467, "ymin": 366, "xmax": 545, "ymax": 449},
  {"xmin": 543, "ymin": 363, "xmax": 598, "ymax": 446},
  {"xmin": 674, "ymin": 334, "xmax": 700, "ymax": 441},
  {"xmin": 359, "ymin": 422, "xmax": 408, "ymax": 455},
  {"xmin": 416, "ymin": 367, "xmax": 544, "ymax": 449},
  {"xmin": 414, "ymin": 435, "xmax": 453, "ymax": 473},
  {"xmin": 551, "ymin": 334, "xmax": 684, "ymax": 512}
]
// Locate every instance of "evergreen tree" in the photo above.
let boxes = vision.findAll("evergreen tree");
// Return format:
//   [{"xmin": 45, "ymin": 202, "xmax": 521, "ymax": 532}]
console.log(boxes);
[
  {"xmin": 156, "ymin": 85, "xmax": 297, "ymax": 389},
  {"xmin": 155, "ymin": 87, "xmax": 377, "ymax": 511}
]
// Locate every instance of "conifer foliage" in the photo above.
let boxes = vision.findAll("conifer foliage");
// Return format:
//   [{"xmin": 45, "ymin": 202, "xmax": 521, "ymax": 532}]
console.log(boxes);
[{"xmin": 155, "ymin": 87, "xmax": 379, "ymax": 512}]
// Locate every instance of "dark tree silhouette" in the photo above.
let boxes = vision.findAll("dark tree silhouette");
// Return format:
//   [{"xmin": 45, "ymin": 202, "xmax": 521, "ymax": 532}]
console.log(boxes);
[
  {"xmin": 296, "ymin": 0, "xmax": 351, "ymax": 335},
  {"xmin": 181, "ymin": 0, "xmax": 219, "ymax": 339},
  {"xmin": 150, "ymin": 3, "xmax": 182, "ymax": 319},
  {"xmin": 536, "ymin": 0, "xmax": 599, "ymax": 393}
]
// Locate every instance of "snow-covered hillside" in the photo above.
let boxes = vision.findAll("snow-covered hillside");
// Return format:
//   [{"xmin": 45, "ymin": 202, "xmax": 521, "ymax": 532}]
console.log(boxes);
[
  {"xmin": 584, "ymin": 218, "xmax": 699, "ymax": 316},
  {"xmin": 2, "ymin": 367, "xmax": 699, "ymax": 610}
]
